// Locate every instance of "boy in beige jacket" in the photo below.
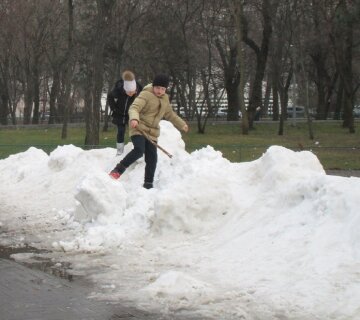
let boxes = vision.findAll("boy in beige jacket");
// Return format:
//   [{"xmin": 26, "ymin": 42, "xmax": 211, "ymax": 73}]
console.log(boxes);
[{"xmin": 109, "ymin": 74, "xmax": 189, "ymax": 189}]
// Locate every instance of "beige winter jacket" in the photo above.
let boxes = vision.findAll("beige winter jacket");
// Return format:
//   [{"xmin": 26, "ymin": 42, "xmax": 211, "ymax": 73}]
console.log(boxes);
[{"xmin": 128, "ymin": 84, "xmax": 186, "ymax": 141}]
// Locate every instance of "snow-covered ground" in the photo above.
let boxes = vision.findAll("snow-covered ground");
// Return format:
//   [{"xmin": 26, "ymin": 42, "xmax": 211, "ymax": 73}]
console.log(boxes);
[{"xmin": 0, "ymin": 121, "xmax": 359, "ymax": 319}]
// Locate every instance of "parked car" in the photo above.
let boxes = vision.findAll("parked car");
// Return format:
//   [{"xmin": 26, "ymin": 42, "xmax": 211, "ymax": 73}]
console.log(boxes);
[
  {"xmin": 216, "ymin": 108, "xmax": 242, "ymax": 118},
  {"xmin": 287, "ymin": 106, "xmax": 305, "ymax": 118},
  {"xmin": 216, "ymin": 108, "xmax": 227, "ymax": 117}
]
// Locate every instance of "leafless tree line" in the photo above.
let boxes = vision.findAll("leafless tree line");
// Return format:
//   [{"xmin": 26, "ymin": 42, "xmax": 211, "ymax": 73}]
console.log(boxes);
[{"xmin": 0, "ymin": 0, "xmax": 359, "ymax": 144}]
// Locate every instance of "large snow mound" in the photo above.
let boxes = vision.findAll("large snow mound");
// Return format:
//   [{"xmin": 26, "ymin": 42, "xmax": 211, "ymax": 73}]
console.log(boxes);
[{"xmin": 1, "ymin": 121, "xmax": 359, "ymax": 319}]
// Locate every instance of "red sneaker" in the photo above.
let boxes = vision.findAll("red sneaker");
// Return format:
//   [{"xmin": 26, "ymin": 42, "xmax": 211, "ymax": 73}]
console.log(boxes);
[{"xmin": 109, "ymin": 170, "xmax": 121, "ymax": 179}]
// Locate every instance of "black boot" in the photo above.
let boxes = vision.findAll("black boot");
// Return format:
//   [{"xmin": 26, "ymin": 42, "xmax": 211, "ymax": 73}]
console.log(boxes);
[
  {"xmin": 143, "ymin": 182, "xmax": 153, "ymax": 189},
  {"xmin": 115, "ymin": 162, "xmax": 126, "ymax": 174}
]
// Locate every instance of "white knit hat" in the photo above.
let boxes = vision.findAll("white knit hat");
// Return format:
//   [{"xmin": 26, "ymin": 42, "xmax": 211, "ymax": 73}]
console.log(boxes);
[
  {"xmin": 123, "ymin": 79, "xmax": 136, "ymax": 92},
  {"xmin": 122, "ymin": 70, "xmax": 136, "ymax": 92}
]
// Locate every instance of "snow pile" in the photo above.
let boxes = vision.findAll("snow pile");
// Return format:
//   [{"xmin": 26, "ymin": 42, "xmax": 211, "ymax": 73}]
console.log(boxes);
[
  {"xmin": 141, "ymin": 270, "xmax": 215, "ymax": 310},
  {"xmin": 0, "ymin": 121, "xmax": 360, "ymax": 319}
]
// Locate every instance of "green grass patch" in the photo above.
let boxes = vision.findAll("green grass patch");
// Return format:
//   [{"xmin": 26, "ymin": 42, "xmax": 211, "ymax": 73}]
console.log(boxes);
[{"xmin": 0, "ymin": 121, "xmax": 359, "ymax": 169}]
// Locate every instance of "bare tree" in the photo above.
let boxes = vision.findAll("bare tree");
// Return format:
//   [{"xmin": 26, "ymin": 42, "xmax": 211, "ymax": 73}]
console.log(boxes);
[
  {"xmin": 242, "ymin": 0, "xmax": 274, "ymax": 129},
  {"xmin": 1, "ymin": 0, "xmax": 360, "ymax": 146},
  {"xmin": 103, "ymin": 0, "xmax": 149, "ymax": 132},
  {"xmin": 0, "ymin": 1, "xmax": 13, "ymax": 125},
  {"xmin": 141, "ymin": 0, "xmax": 207, "ymax": 132},
  {"xmin": 207, "ymin": 0, "xmax": 244, "ymax": 123},
  {"xmin": 84, "ymin": 0, "xmax": 116, "ymax": 146},
  {"xmin": 330, "ymin": 0, "xmax": 357, "ymax": 133},
  {"xmin": 228, "ymin": 0, "xmax": 249, "ymax": 134},
  {"xmin": 61, "ymin": 0, "xmax": 74, "ymax": 139},
  {"xmin": 45, "ymin": 2, "xmax": 68, "ymax": 124},
  {"xmin": 268, "ymin": 1, "xmax": 291, "ymax": 127}
]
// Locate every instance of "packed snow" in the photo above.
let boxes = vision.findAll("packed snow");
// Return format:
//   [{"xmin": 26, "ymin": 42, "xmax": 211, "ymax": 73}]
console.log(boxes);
[{"xmin": 0, "ymin": 121, "xmax": 360, "ymax": 319}]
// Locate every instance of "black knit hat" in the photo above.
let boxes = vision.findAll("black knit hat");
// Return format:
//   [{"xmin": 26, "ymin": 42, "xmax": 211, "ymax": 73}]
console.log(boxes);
[{"xmin": 152, "ymin": 74, "xmax": 170, "ymax": 88}]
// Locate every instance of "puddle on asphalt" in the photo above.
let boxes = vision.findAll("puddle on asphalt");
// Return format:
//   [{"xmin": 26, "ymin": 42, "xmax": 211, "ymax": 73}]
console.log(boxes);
[
  {"xmin": 0, "ymin": 244, "xmax": 46, "ymax": 258},
  {"xmin": 0, "ymin": 244, "xmax": 74, "ymax": 282}
]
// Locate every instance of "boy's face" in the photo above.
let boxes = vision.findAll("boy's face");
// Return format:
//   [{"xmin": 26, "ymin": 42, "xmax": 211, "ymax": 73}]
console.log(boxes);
[{"xmin": 153, "ymin": 86, "xmax": 166, "ymax": 97}]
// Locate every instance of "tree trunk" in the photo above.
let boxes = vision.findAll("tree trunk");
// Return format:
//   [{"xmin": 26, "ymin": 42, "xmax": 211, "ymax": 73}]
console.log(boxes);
[
  {"xmin": 85, "ymin": 0, "xmax": 115, "ymax": 146},
  {"xmin": 215, "ymin": 36, "xmax": 240, "ymax": 123},
  {"xmin": 299, "ymin": 54, "xmax": 314, "ymax": 140},
  {"xmin": 61, "ymin": 0, "xmax": 74, "ymax": 140},
  {"xmin": 32, "ymin": 64, "xmax": 40, "ymax": 124},
  {"xmin": 23, "ymin": 62, "xmax": 33, "ymax": 125},
  {"xmin": 102, "ymin": 61, "xmax": 118, "ymax": 132},
  {"xmin": 342, "ymin": 86, "xmax": 354, "ymax": 130},
  {"xmin": 278, "ymin": 90, "xmax": 286, "ymax": 136},
  {"xmin": 315, "ymin": 80, "xmax": 326, "ymax": 120},
  {"xmin": 49, "ymin": 70, "xmax": 60, "ymax": 124},
  {"xmin": 278, "ymin": 82, "xmax": 290, "ymax": 136},
  {"xmin": 10, "ymin": 101, "xmax": 17, "ymax": 125},
  {"xmin": 229, "ymin": 0, "xmax": 248, "ymax": 134},
  {"xmin": 0, "ymin": 57, "xmax": 10, "ymax": 125},
  {"xmin": 332, "ymin": 1, "xmax": 355, "ymax": 133},
  {"xmin": 84, "ymin": 78, "xmax": 93, "ymax": 148},
  {"xmin": 225, "ymin": 69, "xmax": 240, "ymax": 122},
  {"xmin": 0, "ymin": 91, "xmax": 9, "ymax": 125},
  {"xmin": 278, "ymin": 67, "xmax": 292, "ymax": 135},
  {"xmin": 263, "ymin": 77, "xmax": 271, "ymax": 117},
  {"xmin": 312, "ymin": 55, "xmax": 327, "ymax": 120},
  {"xmin": 333, "ymin": 79, "xmax": 343, "ymax": 120},
  {"xmin": 324, "ymin": 73, "xmax": 338, "ymax": 118},
  {"xmin": 243, "ymin": 0, "xmax": 272, "ymax": 129},
  {"xmin": 272, "ymin": 73, "xmax": 279, "ymax": 121},
  {"xmin": 23, "ymin": 86, "xmax": 33, "ymax": 125}
]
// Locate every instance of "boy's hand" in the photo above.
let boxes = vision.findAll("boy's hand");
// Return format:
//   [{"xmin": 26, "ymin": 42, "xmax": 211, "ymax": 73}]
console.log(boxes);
[
  {"xmin": 182, "ymin": 124, "xmax": 189, "ymax": 132},
  {"xmin": 130, "ymin": 119, "xmax": 139, "ymax": 128}
]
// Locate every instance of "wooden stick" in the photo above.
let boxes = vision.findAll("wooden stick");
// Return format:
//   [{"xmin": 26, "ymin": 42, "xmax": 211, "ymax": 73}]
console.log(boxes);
[{"xmin": 137, "ymin": 128, "xmax": 173, "ymax": 158}]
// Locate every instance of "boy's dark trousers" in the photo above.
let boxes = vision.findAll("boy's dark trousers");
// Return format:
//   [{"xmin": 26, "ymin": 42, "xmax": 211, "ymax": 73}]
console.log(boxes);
[{"xmin": 115, "ymin": 135, "xmax": 157, "ymax": 183}]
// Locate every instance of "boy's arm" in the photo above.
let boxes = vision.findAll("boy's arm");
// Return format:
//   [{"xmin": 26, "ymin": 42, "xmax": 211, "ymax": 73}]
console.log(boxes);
[{"xmin": 163, "ymin": 107, "xmax": 189, "ymax": 132}]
